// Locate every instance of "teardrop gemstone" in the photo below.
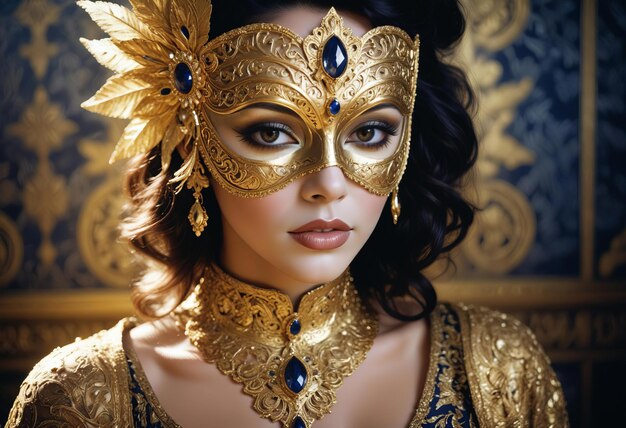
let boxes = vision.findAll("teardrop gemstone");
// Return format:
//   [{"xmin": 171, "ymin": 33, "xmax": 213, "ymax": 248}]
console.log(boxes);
[
  {"xmin": 284, "ymin": 357, "xmax": 307, "ymax": 393},
  {"xmin": 292, "ymin": 416, "xmax": 306, "ymax": 428},
  {"xmin": 289, "ymin": 319, "xmax": 301, "ymax": 335},
  {"xmin": 322, "ymin": 35, "xmax": 348, "ymax": 78},
  {"xmin": 174, "ymin": 62, "xmax": 193, "ymax": 94}
]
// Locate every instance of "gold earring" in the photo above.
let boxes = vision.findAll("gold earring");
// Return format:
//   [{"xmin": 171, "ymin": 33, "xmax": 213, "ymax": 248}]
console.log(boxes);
[
  {"xmin": 391, "ymin": 187, "xmax": 401, "ymax": 225},
  {"xmin": 187, "ymin": 158, "xmax": 210, "ymax": 237}
]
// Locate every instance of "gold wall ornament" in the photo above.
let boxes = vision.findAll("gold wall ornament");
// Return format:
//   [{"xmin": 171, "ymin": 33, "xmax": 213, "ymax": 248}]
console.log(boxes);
[
  {"xmin": 77, "ymin": 118, "xmax": 140, "ymax": 287},
  {"xmin": 176, "ymin": 264, "xmax": 378, "ymax": 428},
  {"xmin": 77, "ymin": 177, "xmax": 140, "ymax": 288},
  {"xmin": 0, "ymin": 213, "xmax": 23, "ymax": 287},
  {"xmin": 15, "ymin": 0, "xmax": 62, "ymax": 79},
  {"xmin": 599, "ymin": 228, "xmax": 626, "ymax": 278},
  {"xmin": 7, "ymin": 86, "xmax": 75, "ymax": 266},
  {"xmin": 459, "ymin": 180, "xmax": 536, "ymax": 274},
  {"xmin": 23, "ymin": 163, "xmax": 70, "ymax": 266},
  {"xmin": 464, "ymin": 0, "xmax": 530, "ymax": 52},
  {"xmin": 449, "ymin": 0, "xmax": 536, "ymax": 275},
  {"xmin": 6, "ymin": 86, "xmax": 77, "ymax": 157}
]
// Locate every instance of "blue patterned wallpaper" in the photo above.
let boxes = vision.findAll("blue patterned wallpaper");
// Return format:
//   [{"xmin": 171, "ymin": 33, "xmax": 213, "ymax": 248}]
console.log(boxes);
[{"xmin": 596, "ymin": 0, "xmax": 626, "ymax": 280}]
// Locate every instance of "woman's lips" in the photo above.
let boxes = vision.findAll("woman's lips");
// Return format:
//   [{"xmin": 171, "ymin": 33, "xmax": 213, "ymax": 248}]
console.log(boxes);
[{"xmin": 289, "ymin": 219, "xmax": 352, "ymax": 250}]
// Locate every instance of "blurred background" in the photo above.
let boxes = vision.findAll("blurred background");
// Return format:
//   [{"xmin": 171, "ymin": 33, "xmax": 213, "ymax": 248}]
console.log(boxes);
[{"xmin": 0, "ymin": 0, "xmax": 625, "ymax": 426}]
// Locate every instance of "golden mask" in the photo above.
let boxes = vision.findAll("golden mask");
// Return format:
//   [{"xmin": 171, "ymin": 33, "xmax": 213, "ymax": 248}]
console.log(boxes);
[{"xmin": 79, "ymin": 0, "xmax": 420, "ymax": 197}]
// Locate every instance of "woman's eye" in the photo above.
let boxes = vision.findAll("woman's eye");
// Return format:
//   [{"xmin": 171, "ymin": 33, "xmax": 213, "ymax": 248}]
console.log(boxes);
[
  {"xmin": 258, "ymin": 129, "xmax": 280, "ymax": 143},
  {"xmin": 355, "ymin": 128, "xmax": 376, "ymax": 142},
  {"xmin": 347, "ymin": 122, "xmax": 398, "ymax": 148},
  {"xmin": 238, "ymin": 123, "xmax": 298, "ymax": 149}
]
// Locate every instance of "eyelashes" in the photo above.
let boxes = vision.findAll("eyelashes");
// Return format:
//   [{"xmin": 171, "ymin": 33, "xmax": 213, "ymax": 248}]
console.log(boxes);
[
  {"xmin": 235, "ymin": 122, "xmax": 299, "ymax": 150},
  {"xmin": 346, "ymin": 121, "xmax": 399, "ymax": 150},
  {"xmin": 235, "ymin": 120, "xmax": 400, "ymax": 151}
]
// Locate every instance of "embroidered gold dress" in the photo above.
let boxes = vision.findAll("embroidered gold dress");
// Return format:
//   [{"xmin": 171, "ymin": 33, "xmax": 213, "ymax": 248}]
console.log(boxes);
[{"xmin": 6, "ymin": 303, "xmax": 567, "ymax": 428}]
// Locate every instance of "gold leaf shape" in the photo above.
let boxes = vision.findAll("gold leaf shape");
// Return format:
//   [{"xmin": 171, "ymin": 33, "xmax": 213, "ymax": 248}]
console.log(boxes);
[
  {"xmin": 77, "ymin": 0, "xmax": 154, "ymax": 41},
  {"xmin": 160, "ymin": 122, "xmax": 186, "ymax": 170},
  {"xmin": 133, "ymin": 94, "xmax": 177, "ymax": 118},
  {"xmin": 129, "ymin": 0, "xmax": 170, "ymax": 34},
  {"xmin": 169, "ymin": 0, "xmax": 200, "ymax": 50},
  {"xmin": 110, "ymin": 112, "xmax": 175, "ymax": 162},
  {"xmin": 81, "ymin": 75, "xmax": 153, "ymax": 119},
  {"xmin": 80, "ymin": 37, "xmax": 141, "ymax": 73},
  {"xmin": 114, "ymin": 38, "xmax": 171, "ymax": 66}
]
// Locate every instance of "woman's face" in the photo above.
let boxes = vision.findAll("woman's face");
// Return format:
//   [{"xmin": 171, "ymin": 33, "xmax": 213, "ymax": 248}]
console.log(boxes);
[{"xmin": 211, "ymin": 7, "xmax": 401, "ymax": 299}]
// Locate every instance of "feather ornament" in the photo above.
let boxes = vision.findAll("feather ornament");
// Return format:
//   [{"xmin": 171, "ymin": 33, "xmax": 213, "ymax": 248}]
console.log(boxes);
[
  {"xmin": 79, "ymin": 38, "xmax": 140, "ymax": 73},
  {"xmin": 78, "ymin": 0, "xmax": 214, "ymax": 189},
  {"xmin": 81, "ymin": 75, "xmax": 153, "ymax": 118}
]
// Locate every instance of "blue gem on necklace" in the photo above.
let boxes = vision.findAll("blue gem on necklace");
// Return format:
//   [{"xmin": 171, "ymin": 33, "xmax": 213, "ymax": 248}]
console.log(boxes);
[
  {"xmin": 322, "ymin": 35, "xmax": 348, "ymax": 78},
  {"xmin": 328, "ymin": 98, "xmax": 341, "ymax": 115},
  {"xmin": 174, "ymin": 63, "xmax": 193, "ymax": 94},
  {"xmin": 290, "ymin": 319, "xmax": 301, "ymax": 335},
  {"xmin": 284, "ymin": 357, "xmax": 307, "ymax": 393},
  {"xmin": 292, "ymin": 416, "xmax": 306, "ymax": 428}
]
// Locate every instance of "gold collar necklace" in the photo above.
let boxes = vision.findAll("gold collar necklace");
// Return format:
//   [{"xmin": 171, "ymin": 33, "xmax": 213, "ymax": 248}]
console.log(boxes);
[{"xmin": 175, "ymin": 264, "xmax": 379, "ymax": 428}]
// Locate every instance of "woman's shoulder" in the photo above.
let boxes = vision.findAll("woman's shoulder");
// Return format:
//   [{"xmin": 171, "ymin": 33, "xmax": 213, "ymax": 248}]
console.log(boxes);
[
  {"xmin": 437, "ymin": 302, "xmax": 569, "ymax": 427},
  {"xmin": 5, "ymin": 318, "xmax": 138, "ymax": 428}
]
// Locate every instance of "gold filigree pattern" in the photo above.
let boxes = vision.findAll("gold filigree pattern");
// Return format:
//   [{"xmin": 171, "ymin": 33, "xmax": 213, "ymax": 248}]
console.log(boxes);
[
  {"xmin": 175, "ymin": 264, "xmax": 378, "ymax": 428},
  {"xmin": 5, "ymin": 320, "xmax": 133, "ymax": 427},
  {"xmin": 458, "ymin": 304, "xmax": 568, "ymax": 427}
]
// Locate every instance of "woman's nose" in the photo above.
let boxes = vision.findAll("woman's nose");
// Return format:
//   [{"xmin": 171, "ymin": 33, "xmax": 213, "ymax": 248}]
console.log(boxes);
[{"xmin": 300, "ymin": 166, "xmax": 348, "ymax": 203}]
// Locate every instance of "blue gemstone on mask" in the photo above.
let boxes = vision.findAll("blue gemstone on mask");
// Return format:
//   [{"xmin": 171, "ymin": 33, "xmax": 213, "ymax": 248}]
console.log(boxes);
[
  {"xmin": 322, "ymin": 35, "xmax": 348, "ymax": 78},
  {"xmin": 174, "ymin": 63, "xmax": 193, "ymax": 94},
  {"xmin": 181, "ymin": 26, "xmax": 190, "ymax": 39},
  {"xmin": 292, "ymin": 416, "xmax": 306, "ymax": 428},
  {"xmin": 328, "ymin": 98, "xmax": 340, "ymax": 115},
  {"xmin": 284, "ymin": 357, "xmax": 307, "ymax": 393},
  {"xmin": 289, "ymin": 319, "xmax": 301, "ymax": 335}
]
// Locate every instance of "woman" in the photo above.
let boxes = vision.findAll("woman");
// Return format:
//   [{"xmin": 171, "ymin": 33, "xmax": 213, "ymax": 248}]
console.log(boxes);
[{"xmin": 6, "ymin": 0, "xmax": 568, "ymax": 427}]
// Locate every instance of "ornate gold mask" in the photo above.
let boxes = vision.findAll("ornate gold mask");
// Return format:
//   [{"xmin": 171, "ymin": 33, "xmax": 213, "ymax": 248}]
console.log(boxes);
[{"xmin": 79, "ymin": 0, "xmax": 420, "ymax": 197}]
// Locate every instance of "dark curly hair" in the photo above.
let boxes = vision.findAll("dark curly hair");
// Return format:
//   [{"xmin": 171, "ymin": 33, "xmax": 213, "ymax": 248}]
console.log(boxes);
[{"xmin": 122, "ymin": 0, "xmax": 477, "ymax": 320}]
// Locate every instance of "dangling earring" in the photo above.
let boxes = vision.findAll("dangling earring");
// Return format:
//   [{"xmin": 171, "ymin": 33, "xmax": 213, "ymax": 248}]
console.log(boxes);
[
  {"xmin": 391, "ymin": 187, "xmax": 401, "ymax": 225},
  {"xmin": 187, "ymin": 158, "xmax": 210, "ymax": 237}
]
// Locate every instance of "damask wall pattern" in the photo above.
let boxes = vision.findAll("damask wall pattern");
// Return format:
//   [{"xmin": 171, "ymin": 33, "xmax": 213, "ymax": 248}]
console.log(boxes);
[
  {"xmin": 0, "ymin": 0, "xmax": 625, "ymax": 425},
  {"xmin": 596, "ymin": 0, "xmax": 626, "ymax": 280}
]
